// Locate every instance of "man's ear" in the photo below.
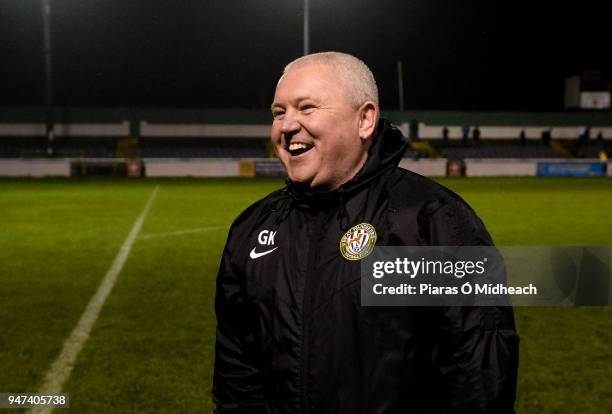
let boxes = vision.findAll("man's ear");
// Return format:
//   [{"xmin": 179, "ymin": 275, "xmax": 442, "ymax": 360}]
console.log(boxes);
[{"xmin": 358, "ymin": 101, "xmax": 378, "ymax": 141}]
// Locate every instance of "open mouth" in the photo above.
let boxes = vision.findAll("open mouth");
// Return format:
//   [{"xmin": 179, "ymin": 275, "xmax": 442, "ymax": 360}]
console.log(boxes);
[{"xmin": 287, "ymin": 142, "xmax": 314, "ymax": 157}]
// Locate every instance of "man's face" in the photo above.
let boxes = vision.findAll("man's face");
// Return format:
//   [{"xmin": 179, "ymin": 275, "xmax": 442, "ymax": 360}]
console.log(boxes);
[{"xmin": 271, "ymin": 64, "xmax": 369, "ymax": 190}]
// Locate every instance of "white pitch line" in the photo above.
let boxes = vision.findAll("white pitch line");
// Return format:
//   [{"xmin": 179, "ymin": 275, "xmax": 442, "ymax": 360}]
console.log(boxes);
[
  {"xmin": 137, "ymin": 225, "xmax": 228, "ymax": 240},
  {"xmin": 28, "ymin": 186, "xmax": 159, "ymax": 414}
]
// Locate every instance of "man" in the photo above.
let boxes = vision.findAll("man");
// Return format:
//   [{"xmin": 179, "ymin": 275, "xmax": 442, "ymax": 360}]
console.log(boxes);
[{"xmin": 213, "ymin": 52, "xmax": 519, "ymax": 413}]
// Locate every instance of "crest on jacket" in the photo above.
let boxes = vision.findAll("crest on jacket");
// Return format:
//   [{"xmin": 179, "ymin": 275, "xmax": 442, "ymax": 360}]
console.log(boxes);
[{"xmin": 339, "ymin": 222, "xmax": 377, "ymax": 261}]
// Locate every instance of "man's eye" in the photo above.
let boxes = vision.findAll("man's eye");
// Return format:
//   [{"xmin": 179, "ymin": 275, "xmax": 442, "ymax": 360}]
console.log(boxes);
[
  {"xmin": 300, "ymin": 105, "xmax": 316, "ymax": 113},
  {"xmin": 272, "ymin": 111, "xmax": 285, "ymax": 119}
]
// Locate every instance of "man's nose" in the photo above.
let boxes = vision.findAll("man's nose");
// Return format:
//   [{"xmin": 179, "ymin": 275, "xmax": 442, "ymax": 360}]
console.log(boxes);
[{"xmin": 279, "ymin": 110, "xmax": 301, "ymax": 135}]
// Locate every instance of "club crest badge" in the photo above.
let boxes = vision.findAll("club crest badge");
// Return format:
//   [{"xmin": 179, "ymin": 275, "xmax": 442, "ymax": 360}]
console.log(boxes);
[{"xmin": 339, "ymin": 222, "xmax": 377, "ymax": 261}]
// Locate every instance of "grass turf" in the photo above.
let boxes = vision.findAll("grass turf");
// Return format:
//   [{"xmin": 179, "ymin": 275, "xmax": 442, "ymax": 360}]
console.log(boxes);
[{"xmin": 0, "ymin": 177, "xmax": 610, "ymax": 413}]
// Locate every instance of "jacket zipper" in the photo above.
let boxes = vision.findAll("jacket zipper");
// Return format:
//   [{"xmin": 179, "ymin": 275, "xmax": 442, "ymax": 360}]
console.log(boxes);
[{"xmin": 301, "ymin": 211, "xmax": 322, "ymax": 414}]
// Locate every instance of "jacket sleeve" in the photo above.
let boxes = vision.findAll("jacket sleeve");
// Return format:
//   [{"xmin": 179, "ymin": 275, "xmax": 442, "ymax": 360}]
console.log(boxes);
[
  {"xmin": 424, "ymin": 199, "xmax": 520, "ymax": 414},
  {"xmin": 213, "ymin": 227, "xmax": 264, "ymax": 413}
]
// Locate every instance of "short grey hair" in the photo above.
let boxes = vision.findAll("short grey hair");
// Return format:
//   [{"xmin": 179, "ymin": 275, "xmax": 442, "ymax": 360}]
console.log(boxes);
[{"xmin": 283, "ymin": 52, "xmax": 379, "ymax": 109}]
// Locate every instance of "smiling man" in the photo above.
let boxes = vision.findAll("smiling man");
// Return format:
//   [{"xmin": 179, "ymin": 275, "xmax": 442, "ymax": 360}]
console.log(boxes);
[
  {"xmin": 213, "ymin": 52, "xmax": 518, "ymax": 413},
  {"xmin": 270, "ymin": 55, "xmax": 377, "ymax": 190}
]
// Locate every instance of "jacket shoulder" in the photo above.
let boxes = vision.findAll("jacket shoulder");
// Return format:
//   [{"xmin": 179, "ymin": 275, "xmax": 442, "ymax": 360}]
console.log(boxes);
[
  {"xmin": 385, "ymin": 167, "xmax": 493, "ymax": 245},
  {"xmin": 387, "ymin": 167, "xmax": 464, "ymax": 205}
]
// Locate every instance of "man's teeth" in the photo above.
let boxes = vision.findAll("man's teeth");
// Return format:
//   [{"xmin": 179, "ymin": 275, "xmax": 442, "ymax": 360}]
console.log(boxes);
[{"xmin": 289, "ymin": 143, "xmax": 310, "ymax": 151}]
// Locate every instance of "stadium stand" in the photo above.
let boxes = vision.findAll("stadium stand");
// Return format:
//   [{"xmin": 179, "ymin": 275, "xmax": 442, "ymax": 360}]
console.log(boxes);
[
  {"xmin": 569, "ymin": 139, "xmax": 612, "ymax": 159},
  {"xmin": 1, "ymin": 108, "xmax": 611, "ymax": 177},
  {"xmin": 54, "ymin": 137, "xmax": 119, "ymax": 158},
  {"xmin": 0, "ymin": 136, "xmax": 120, "ymax": 158},
  {"xmin": 430, "ymin": 139, "xmax": 559, "ymax": 160},
  {"xmin": 0, "ymin": 136, "xmax": 48, "ymax": 158},
  {"xmin": 138, "ymin": 137, "xmax": 268, "ymax": 158},
  {"xmin": 0, "ymin": 136, "xmax": 268, "ymax": 159}
]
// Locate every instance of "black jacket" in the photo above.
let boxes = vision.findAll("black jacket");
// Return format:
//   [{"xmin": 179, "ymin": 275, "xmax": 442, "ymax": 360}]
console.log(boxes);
[{"xmin": 213, "ymin": 119, "xmax": 519, "ymax": 413}]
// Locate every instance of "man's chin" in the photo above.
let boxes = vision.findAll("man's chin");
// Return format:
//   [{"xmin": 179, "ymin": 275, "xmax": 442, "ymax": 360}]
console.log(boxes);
[
  {"xmin": 287, "ymin": 169, "xmax": 335, "ymax": 191},
  {"xmin": 287, "ymin": 168, "xmax": 315, "ymax": 186},
  {"xmin": 289, "ymin": 176, "xmax": 337, "ymax": 193},
  {"xmin": 288, "ymin": 175, "xmax": 314, "ymax": 189}
]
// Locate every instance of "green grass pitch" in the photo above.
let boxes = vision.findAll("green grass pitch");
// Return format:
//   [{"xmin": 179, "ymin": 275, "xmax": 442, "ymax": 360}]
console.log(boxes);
[{"xmin": 0, "ymin": 177, "xmax": 610, "ymax": 413}]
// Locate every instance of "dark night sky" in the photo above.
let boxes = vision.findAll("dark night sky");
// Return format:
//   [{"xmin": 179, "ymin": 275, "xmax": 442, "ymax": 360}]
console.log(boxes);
[{"xmin": 1, "ymin": 0, "xmax": 610, "ymax": 111}]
